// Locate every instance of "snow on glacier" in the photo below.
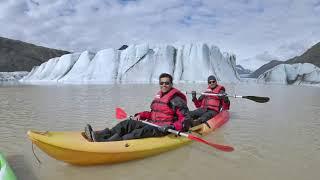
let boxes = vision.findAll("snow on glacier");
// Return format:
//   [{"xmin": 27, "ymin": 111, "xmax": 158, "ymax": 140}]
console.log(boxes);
[
  {"xmin": 21, "ymin": 53, "xmax": 81, "ymax": 82},
  {"xmin": 59, "ymin": 51, "xmax": 95, "ymax": 82},
  {"xmin": 82, "ymin": 48, "xmax": 119, "ymax": 82},
  {"xmin": 20, "ymin": 43, "xmax": 241, "ymax": 84},
  {"xmin": 257, "ymin": 63, "xmax": 320, "ymax": 85}
]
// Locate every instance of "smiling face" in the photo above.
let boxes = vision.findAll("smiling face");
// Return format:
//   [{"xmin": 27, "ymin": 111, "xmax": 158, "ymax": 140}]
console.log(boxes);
[
  {"xmin": 208, "ymin": 80, "xmax": 217, "ymax": 89},
  {"xmin": 159, "ymin": 77, "xmax": 173, "ymax": 93}
]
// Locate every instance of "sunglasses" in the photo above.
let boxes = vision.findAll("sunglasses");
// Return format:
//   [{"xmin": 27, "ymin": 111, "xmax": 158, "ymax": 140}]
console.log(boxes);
[
  {"xmin": 208, "ymin": 80, "xmax": 216, "ymax": 84},
  {"xmin": 159, "ymin": 81, "xmax": 171, "ymax": 85}
]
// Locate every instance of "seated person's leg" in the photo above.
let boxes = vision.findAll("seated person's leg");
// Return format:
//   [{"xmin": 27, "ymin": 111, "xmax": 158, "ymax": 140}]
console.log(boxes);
[
  {"xmin": 189, "ymin": 108, "xmax": 206, "ymax": 120},
  {"xmin": 190, "ymin": 108, "xmax": 208, "ymax": 126},
  {"xmin": 122, "ymin": 125, "xmax": 167, "ymax": 140},
  {"xmin": 85, "ymin": 119, "xmax": 146, "ymax": 142},
  {"xmin": 105, "ymin": 133, "xmax": 122, "ymax": 141},
  {"xmin": 198, "ymin": 110, "xmax": 218, "ymax": 122},
  {"xmin": 93, "ymin": 128, "xmax": 113, "ymax": 142},
  {"xmin": 190, "ymin": 110, "xmax": 218, "ymax": 127},
  {"xmin": 111, "ymin": 119, "xmax": 145, "ymax": 136}
]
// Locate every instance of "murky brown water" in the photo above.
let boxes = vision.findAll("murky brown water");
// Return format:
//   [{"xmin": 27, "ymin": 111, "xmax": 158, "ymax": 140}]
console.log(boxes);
[{"xmin": 0, "ymin": 83, "xmax": 319, "ymax": 180}]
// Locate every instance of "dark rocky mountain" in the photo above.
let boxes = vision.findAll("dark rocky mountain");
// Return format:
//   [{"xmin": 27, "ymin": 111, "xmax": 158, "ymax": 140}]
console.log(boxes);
[
  {"xmin": 286, "ymin": 42, "xmax": 320, "ymax": 67},
  {"xmin": 250, "ymin": 42, "xmax": 320, "ymax": 78},
  {"xmin": 0, "ymin": 37, "xmax": 70, "ymax": 72},
  {"xmin": 118, "ymin": 45, "xmax": 128, "ymax": 50}
]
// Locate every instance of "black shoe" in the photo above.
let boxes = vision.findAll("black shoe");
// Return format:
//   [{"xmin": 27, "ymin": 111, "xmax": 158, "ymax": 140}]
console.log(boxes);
[{"xmin": 84, "ymin": 124, "xmax": 97, "ymax": 142}]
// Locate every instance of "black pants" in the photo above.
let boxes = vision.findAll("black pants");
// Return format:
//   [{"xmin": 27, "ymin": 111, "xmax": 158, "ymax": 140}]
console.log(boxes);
[
  {"xmin": 189, "ymin": 108, "xmax": 218, "ymax": 126},
  {"xmin": 96, "ymin": 119, "xmax": 168, "ymax": 141}
]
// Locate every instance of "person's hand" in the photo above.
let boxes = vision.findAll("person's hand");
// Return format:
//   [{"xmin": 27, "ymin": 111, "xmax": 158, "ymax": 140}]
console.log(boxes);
[
  {"xmin": 220, "ymin": 93, "xmax": 228, "ymax": 101},
  {"xmin": 133, "ymin": 114, "xmax": 141, "ymax": 121},
  {"xmin": 159, "ymin": 124, "xmax": 175, "ymax": 133},
  {"xmin": 191, "ymin": 91, "xmax": 197, "ymax": 99}
]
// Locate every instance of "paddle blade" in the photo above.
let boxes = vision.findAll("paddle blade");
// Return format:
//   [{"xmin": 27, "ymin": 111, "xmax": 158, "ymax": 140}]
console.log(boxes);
[
  {"xmin": 116, "ymin": 107, "xmax": 127, "ymax": 119},
  {"xmin": 242, "ymin": 96, "xmax": 270, "ymax": 103},
  {"xmin": 188, "ymin": 134, "xmax": 234, "ymax": 152}
]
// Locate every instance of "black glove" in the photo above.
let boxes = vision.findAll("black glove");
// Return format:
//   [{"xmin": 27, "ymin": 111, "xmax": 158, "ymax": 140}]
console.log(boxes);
[
  {"xmin": 219, "ymin": 92, "xmax": 228, "ymax": 102},
  {"xmin": 218, "ymin": 92, "xmax": 227, "ymax": 100},
  {"xmin": 159, "ymin": 124, "xmax": 175, "ymax": 133},
  {"xmin": 223, "ymin": 96, "xmax": 230, "ymax": 103},
  {"xmin": 191, "ymin": 91, "xmax": 197, "ymax": 100}
]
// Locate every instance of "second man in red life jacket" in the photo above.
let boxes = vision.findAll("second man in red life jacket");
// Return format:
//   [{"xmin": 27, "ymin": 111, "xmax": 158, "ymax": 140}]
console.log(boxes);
[
  {"xmin": 190, "ymin": 75, "xmax": 230, "ymax": 126},
  {"xmin": 84, "ymin": 73, "xmax": 192, "ymax": 142}
]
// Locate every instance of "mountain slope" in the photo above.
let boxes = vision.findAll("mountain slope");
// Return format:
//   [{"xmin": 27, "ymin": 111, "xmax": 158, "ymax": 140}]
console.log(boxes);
[
  {"xmin": 286, "ymin": 42, "xmax": 320, "ymax": 67},
  {"xmin": 249, "ymin": 60, "xmax": 282, "ymax": 78},
  {"xmin": 236, "ymin": 65, "xmax": 252, "ymax": 74},
  {"xmin": 0, "ymin": 37, "xmax": 70, "ymax": 72}
]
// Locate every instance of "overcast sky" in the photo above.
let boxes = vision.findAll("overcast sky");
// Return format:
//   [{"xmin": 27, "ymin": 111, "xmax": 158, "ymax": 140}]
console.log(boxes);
[{"xmin": 1, "ymin": 0, "xmax": 319, "ymax": 70}]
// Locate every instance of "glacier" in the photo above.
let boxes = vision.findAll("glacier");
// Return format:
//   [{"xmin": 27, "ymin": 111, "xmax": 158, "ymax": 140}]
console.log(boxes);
[
  {"xmin": 257, "ymin": 63, "xmax": 320, "ymax": 86},
  {"xmin": 0, "ymin": 71, "xmax": 29, "ymax": 81},
  {"xmin": 20, "ymin": 43, "xmax": 240, "ymax": 84}
]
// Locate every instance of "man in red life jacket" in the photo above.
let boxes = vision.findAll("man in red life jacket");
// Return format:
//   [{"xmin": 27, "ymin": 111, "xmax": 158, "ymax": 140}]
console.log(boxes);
[
  {"xmin": 190, "ymin": 75, "xmax": 230, "ymax": 126},
  {"xmin": 84, "ymin": 73, "xmax": 192, "ymax": 142}
]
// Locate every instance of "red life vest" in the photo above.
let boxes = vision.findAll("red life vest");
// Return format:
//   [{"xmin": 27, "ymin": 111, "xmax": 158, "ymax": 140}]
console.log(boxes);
[
  {"xmin": 150, "ymin": 88, "xmax": 187, "ymax": 126},
  {"xmin": 200, "ymin": 85, "xmax": 225, "ymax": 112}
]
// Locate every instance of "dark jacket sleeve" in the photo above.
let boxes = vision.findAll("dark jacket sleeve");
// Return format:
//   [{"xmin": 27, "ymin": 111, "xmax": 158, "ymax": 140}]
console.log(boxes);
[{"xmin": 170, "ymin": 96, "xmax": 192, "ymax": 131}]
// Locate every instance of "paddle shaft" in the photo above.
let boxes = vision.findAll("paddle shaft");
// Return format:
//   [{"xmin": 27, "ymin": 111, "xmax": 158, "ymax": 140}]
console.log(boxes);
[
  {"xmin": 186, "ymin": 92, "xmax": 240, "ymax": 98},
  {"xmin": 201, "ymin": 92, "xmax": 242, "ymax": 98},
  {"xmin": 186, "ymin": 91, "xmax": 269, "ymax": 103},
  {"xmin": 141, "ymin": 120, "xmax": 187, "ymax": 137}
]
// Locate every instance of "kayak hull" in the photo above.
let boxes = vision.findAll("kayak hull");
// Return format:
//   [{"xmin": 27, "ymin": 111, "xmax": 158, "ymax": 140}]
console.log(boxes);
[
  {"xmin": 30, "ymin": 132, "xmax": 191, "ymax": 165},
  {"xmin": 0, "ymin": 153, "xmax": 17, "ymax": 180},
  {"xmin": 28, "ymin": 110, "xmax": 230, "ymax": 165}
]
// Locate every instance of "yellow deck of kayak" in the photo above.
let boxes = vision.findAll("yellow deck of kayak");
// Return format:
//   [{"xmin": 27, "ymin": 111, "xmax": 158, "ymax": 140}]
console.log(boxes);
[{"xmin": 27, "ymin": 111, "xmax": 229, "ymax": 165}]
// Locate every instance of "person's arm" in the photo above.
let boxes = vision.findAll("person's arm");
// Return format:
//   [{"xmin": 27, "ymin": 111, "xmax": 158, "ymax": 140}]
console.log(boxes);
[
  {"xmin": 170, "ymin": 96, "xmax": 192, "ymax": 131},
  {"xmin": 134, "ymin": 111, "xmax": 151, "ymax": 120},
  {"xmin": 193, "ymin": 95, "xmax": 204, "ymax": 108},
  {"xmin": 219, "ymin": 89, "xmax": 230, "ymax": 110},
  {"xmin": 219, "ymin": 89, "xmax": 230, "ymax": 103}
]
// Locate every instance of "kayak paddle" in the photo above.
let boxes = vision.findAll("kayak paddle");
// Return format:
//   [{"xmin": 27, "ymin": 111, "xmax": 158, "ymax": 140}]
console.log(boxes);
[
  {"xmin": 115, "ymin": 107, "xmax": 234, "ymax": 152},
  {"xmin": 186, "ymin": 92, "xmax": 270, "ymax": 103}
]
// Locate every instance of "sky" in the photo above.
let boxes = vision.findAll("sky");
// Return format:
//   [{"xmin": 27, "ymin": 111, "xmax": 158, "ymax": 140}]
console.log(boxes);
[{"xmin": 1, "ymin": 0, "xmax": 320, "ymax": 70}]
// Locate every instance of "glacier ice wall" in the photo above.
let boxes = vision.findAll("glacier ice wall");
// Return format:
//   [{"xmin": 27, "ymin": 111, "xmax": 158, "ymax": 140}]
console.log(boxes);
[
  {"xmin": 20, "ymin": 43, "xmax": 240, "ymax": 84},
  {"xmin": 257, "ymin": 63, "xmax": 320, "ymax": 85}
]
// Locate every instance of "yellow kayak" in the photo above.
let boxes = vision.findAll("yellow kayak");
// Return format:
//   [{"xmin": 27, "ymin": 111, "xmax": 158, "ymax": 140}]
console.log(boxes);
[{"xmin": 27, "ymin": 111, "xmax": 229, "ymax": 165}]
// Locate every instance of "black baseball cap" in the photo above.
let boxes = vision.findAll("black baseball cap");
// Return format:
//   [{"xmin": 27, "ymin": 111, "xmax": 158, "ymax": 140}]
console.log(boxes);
[{"xmin": 207, "ymin": 75, "xmax": 216, "ymax": 82}]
